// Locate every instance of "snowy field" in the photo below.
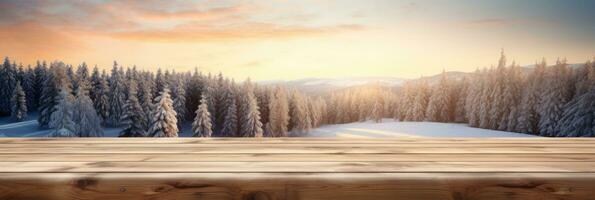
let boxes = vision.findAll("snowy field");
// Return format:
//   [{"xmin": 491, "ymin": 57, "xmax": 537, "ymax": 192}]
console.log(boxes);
[
  {"xmin": 1, "ymin": 115, "xmax": 536, "ymax": 138},
  {"xmin": 0, "ymin": 113, "xmax": 194, "ymax": 137},
  {"xmin": 307, "ymin": 119, "xmax": 536, "ymax": 138}
]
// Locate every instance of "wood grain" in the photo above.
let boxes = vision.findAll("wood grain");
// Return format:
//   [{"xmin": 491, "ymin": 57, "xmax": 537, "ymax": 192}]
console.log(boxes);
[{"xmin": 0, "ymin": 138, "xmax": 594, "ymax": 200}]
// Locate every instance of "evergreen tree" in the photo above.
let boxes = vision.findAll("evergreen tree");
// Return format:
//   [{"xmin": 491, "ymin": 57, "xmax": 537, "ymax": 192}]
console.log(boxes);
[
  {"xmin": 21, "ymin": 66, "xmax": 35, "ymax": 110},
  {"xmin": 38, "ymin": 63, "xmax": 69, "ymax": 128},
  {"xmin": 499, "ymin": 64, "xmax": 523, "ymax": 131},
  {"xmin": 454, "ymin": 77, "xmax": 469, "ymax": 123},
  {"xmin": 48, "ymin": 87, "xmax": 76, "ymax": 137},
  {"xmin": 488, "ymin": 52, "xmax": 507, "ymax": 130},
  {"xmin": 222, "ymin": 96, "xmax": 238, "ymax": 137},
  {"xmin": 107, "ymin": 62, "xmax": 126, "ymax": 126},
  {"xmin": 72, "ymin": 83, "xmax": 103, "ymax": 137},
  {"xmin": 172, "ymin": 78, "xmax": 187, "ymax": 128},
  {"xmin": 32, "ymin": 61, "xmax": 47, "ymax": 109},
  {"xmin": 557, "ymin": 90, "xmax": 595, "ymax": 137},
  {"xmin": 425, "ymin": 71, "xmax": 450, "ymax": 122},
  {"xmin": 268, "ymin": 86, "xmax": 290, "ymax": 137},
  {"xmin": 288, "ymin": 90, "xmax": 310, "ymax": 135},
  {"xmin": 137, "ymin": 73, "xmax": 153, "ymax": 125},
  {"xmin": 479, "ymin": 69, "xmax": 495, "ymax": 129},
  {"xmin": 93, "ymin": 71, "xmax": 110, "ymax": 124},
  {"xmin": 0, "ymin": 57, "xmax": 17, "ymax": 115},
  {"xmin": 192, "ymin": 95, "xmax": 213, "ymax": 137},
  {"xmin": 185, "ymin": 69, "xmax": 204, "ymax": 121},
  {"xmin": 371, "ymin": 99, "xmax": 383, "ymax": 123},
  {"xmin": 410, "ymin": 81, "xmax": 430, "ymax": 121},
  {"xmin": 148, "ymin": 88, "xmax": 178, "ymax": 137},
  {"xmin": 10, "ymin": 81, "xmax": 27, "ymax": 121},
  {"xmin": 120, "ymin": 80, "xmax": 147, "ymax": 137},
  {"xmin": 539, "ymin": 60, "xmax": 570, "ymax": 136},
  {"xmin": 241, "ymin": 90, "xmax": 263, "ymax": 137}
]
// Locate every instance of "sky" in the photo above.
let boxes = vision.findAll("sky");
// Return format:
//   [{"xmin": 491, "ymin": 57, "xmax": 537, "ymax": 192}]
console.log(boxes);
[{"xmin": 0, "ymin": 0, "xmax": 594, "ymax": 81}]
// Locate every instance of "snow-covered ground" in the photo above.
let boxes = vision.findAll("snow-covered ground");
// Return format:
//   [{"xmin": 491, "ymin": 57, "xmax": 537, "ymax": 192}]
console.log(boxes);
[
  {"xmin": 307, "ymin": 119, "xmax": 536, "ymax": 138},
  {"xmin": 0, "ymin": 113, "xmax": 195, "ymax": 137},
  {"xmin": 1, "ymin": 116, "xmax": 535, "ymax": 138}
]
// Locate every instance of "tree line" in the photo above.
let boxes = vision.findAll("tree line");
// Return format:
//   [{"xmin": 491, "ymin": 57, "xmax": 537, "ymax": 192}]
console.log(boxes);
[
  {"xmin": 1, "ymin": 51, "xmax": 594, "ymax": 137},
  {"xmin": 324, "ymin": 52, "xmax": 595, "ymax": 137},
  {"xmin": 0, "ymin": 58, "xmax": 325, "ymax": 137}
]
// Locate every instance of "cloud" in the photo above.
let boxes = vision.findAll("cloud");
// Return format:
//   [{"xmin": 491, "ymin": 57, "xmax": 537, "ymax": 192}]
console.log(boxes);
[
  {"xmin": 0, "ymin": 0, "xmax": 364, "ymax": 43},
  {"xmin": 109, "ymin": 23, "xmax": 365, "ymax": 42}
]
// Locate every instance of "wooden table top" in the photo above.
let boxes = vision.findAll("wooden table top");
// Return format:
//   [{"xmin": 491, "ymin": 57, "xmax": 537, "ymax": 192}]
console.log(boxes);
[
  {"xmin": 1, "ymin": 138, "xmax": 595, "ymax": 173},
  {"xmin": 1, "ymin": 138, "xmax": 594, "ymax": 200}
]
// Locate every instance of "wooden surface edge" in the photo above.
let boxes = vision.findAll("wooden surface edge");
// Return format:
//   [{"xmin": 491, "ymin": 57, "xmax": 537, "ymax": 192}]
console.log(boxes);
[{"xmin": 0, "ymin": 173, "xmax": 594, "ymax": 200}]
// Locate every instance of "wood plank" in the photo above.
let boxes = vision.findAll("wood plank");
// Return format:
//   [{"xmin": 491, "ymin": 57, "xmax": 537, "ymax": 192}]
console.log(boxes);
[
  {"xmin": 0, "ymin": 146, "xmax": 593, "ymax": 153},
  {"xmin": 0, "ymin": 161, "xmax": 594, "ymax": 173},
  {"xmin": 1, "ymin": 173, "xmax": 594, "ymax": 200},
  {"xmin": 3, "ymin": 143, "xmax": 595, "ymax": 148},
  {"xmin": 2, "ymin": 138, "xmax": 595, "ymax": 144},
  {"xmin": 0, "ymin": 153, "xmax": 593, "ymax": 162}
]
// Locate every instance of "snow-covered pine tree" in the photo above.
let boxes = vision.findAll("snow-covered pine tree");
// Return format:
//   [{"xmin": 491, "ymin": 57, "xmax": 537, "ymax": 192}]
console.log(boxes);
[
  {"xmin": 499, "ymin": 64, "xmax": 523, "ymax": 131},
  {"xmin": 10, "ymin": 81, "xmax": 27, "ymax": 121},
  {"xmin": 539, "ymin": 60, "xmax": 571, "ymax": 136},
  {"xmin": 107, "ymin": 62, "xmax": 126, "ymax": 127},
  {"xmin": 268, "ymin": 86, "xmax": 290, "ymax": 137},
  {"xmin": 517, "ymin": 81, "xmax": 540, "ymax": 134},
  {"xmin": 172, "ymin": 78, "xmax": 187, "ymax": 128},
  {"xmin": 371, "ymin": 99, "xmax": 383, "ymax": 123},
  {"xmin": 185, "ymin": 69, "xmax": 204, "ymax": 121},
  {"xmin": 465, "ymin": 70, "xmax": 482, "ymax": 127},
  {"xmin": 256, "ymin": 86, "xmax": 271, "ymax": 127},
  {"xmin": 89, "ymin": 66, "xmax": 101, "ymax": 103},
  {"xmin": 241, "ymin": 90, "xmax": 263, "ymax": 137},
  {"xmin": 93, "ymin": 71, "xmax": 110, "ymax": 124},
  {"xmin": 479, "ymin": 68, "xmax": 495, "ymax": 129},
  {"xmin": 192, "ymin": 94, "xmax": 213, "ymax": 137},
  {"xmin": 33, "ymin": 61, "xmax": 47, "ymax": 110},
  {"xmin": 308, "ymin": 97, "xmax": 322, "ymax": 127},
  {"xmin": 557, "ymin": 89, "xmax": 595, "ymax": 137},
  {"xmin": 24, "ymin": 67, "xmax": 36, "ymax": 110},
  {"xmin": 0, "ymin": 57, "xmax": 17, "ymax": 115},
  {"xmin": 222, "ymin": 95, "xmax": 238, "ymax": 137},
  {"xmin": 516, "ymin": 60, "xmax": 546, "ymax": 134},
  {"xmin": 120, "ymin": 80, "xmax": 147, "ymax": 137},
  {"xmin": 38, "ymin": 62, "xmax": 69, "ymax": 128},
  {"xmin": 574, "ymin": 60, "xmax": 594, "ymax": 97},
  {"xmin": 48, "ymin": 87, "xmax": 76, "ymax": 137},
  {"xmin": 137, "ymin": 72, "xmax": 153, "ymax": 125},
  {"xmin": 72, "ymin": 62, "xmax": 89, "ymax": 94},
  {"xmin": 288, "ymin": 90, "xmax": 310, "ymax": 135},
  {"xmin": 410, "ymin": 81, "xmax": 430, "ymax": 121},
  {"xmin": 454, "ymin": 77, "xmax": 469, "ymax": 123},
  {"xmin": 425, "ymin": 71, "xmax": 450, "ymax": 122},
  {"xmin": 488, "ymin": 51, "xmax": 507, "ymax": 130},
  {"xmin": 147, "ymin": 88, "xmax": 178, "ymax": 137},
  {"xmin": 72, "ymin": 82, "xmax": 103, "ymax": 137},
  {"xmin": 153, "ymin": 69, "xmax": 166, "ymax": 100}
]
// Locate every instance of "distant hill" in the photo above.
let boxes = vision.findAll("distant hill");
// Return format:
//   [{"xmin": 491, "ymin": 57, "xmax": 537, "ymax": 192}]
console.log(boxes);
[
  {"xmin": 261, "ymin": 77, "xmax": 406, "ymax": 95},
  {"xmin": 261, "ymin": 63, "xmax": 585, "ymax": 94}
]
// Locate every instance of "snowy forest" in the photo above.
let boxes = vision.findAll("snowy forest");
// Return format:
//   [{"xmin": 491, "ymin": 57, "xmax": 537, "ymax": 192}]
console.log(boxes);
[
  {"xmin": 0, "ymin": 58, "xmax": 324, "ymax": 137},
  {"xmin": 326, "ymin": 53, "xmax": 595, "ymax": 137},
  {"xmin": 0, "ymin": 52, "xmax": 594, "ymax": 137}
]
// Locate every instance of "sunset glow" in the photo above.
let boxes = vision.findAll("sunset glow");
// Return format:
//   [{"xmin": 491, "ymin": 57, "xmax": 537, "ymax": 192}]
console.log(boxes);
[{"xmin": 1, "ymin": 0, "xmax": 594, "ymax": 80}]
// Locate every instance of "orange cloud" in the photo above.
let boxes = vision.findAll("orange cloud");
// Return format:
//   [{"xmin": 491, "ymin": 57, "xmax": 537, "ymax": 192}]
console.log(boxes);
[
  {"xmin": 109, "ymin": 23, "xmax": 365, "ymax": 42},
  {"xmin": 134, "ymin": 4, "xmax": 257, "ymax": 21}
]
